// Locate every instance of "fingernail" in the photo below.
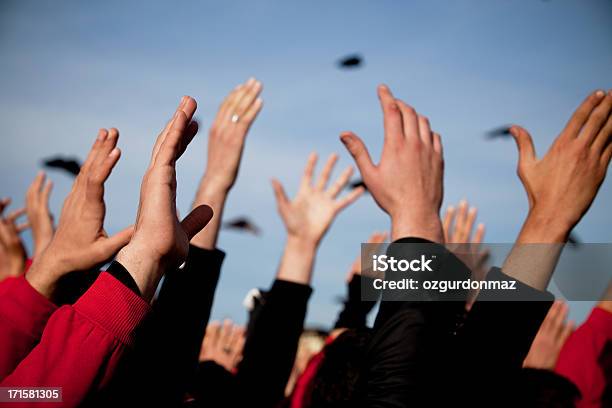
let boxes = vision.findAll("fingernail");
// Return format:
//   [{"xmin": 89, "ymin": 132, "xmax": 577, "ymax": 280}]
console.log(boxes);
[
  {"xmin": 247, "ymin": 77, "xmax": 255, "ymax": 85},
  {"xmin": 596, "ymin": 90, "xmax": 605, "ymax": 97}
]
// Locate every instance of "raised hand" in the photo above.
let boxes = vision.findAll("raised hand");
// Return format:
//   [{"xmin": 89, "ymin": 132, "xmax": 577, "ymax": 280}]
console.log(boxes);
[
  {"xmin": 502, "ymin": 90, "xmax": 612, "ymax": 290},
  {"xmin": 523, "ymin": 301, "xmax": 574, "ymax": 370},
  {"xmin": 25, "ymin": 129, "xmax": 133, "ymax": 298},
  {"xmin": 443, "ymin": 200, "xmax": 484, "ymax": 245},
  {"xmin": 25, "ymin": 172, "xmax": 55, "ymax": 258},
  {"xmin": 272, "ymin": 153, "xmax": 364, "ymax": 247},
  {"xmin": 202, "ymin": 78, "xmax": 263, "ymax": 194},
  {"xmin": 340, "ymin": 85, "xmax": 444, "ymax": 243},
  {"xmin": 510, "ymin": 90, "xmax": 612, "ymax": 243},
  {"xmin": 347, "ymin": 231, "xmax": 387, "ymax": 282},
  {"xmin": 271, "ymin": 153, "xmax": 364, "ymax": 285},
  {"xmin": 0, "ymin": 202, "xmax": 28, "ymax": 280},
  {"xmin": 191, "ymin": 79, "xmax": 263, "ymax": 249},
  {"xmin": 442, "ymin": 200, "xmax": 488, "ymax": 309},
  {"xmin": 199, "ymin": 320, "xmax": 245, "ymax": 372},
  {"xmin": 116, "ymin": 96, "xmax": 213, "ymax": 300}
]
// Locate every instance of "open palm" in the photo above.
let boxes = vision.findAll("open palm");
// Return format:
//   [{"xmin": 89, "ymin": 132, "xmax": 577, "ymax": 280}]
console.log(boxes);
[{"xmin": 272, "ymin": 153, "xmax": 364, "ymax": 245}]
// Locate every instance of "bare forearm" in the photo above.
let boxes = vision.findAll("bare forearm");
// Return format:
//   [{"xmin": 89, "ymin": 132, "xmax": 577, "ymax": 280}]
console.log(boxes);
[
  {"xmin": 190, "ymin": 179, "xmax": 228, "ymax": 250},
  {"xmin": 502, "ymin": 210, "xmax": 569, "ymax": 291},
  {"xmin": 115, "ymin": 244, "xmax": 165, "ymax": 302},
  {"xmin": 276, "ymin": 236, "xmax": 317, "ymax": 285},
  {"xmin": 391, "ymin": 210, "xmax": 444, "ymax": 244}
]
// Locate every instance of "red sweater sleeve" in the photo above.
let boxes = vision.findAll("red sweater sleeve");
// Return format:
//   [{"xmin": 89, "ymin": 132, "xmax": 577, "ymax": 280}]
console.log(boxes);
[
  {"xmin": 555, "ymin": 307, "xmax": 612, "ymax": 408},
  {"xmin": 0, "ymin": 275, "xmax": 57, "ymax": 380},
  {"xmin": 0, "ymin": 272, "xmax": 150, "ymax": 407}
]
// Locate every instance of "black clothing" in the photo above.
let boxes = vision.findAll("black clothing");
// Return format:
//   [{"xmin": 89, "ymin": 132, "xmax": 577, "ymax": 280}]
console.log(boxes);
[
  {"xmin": 334, "ymin": 274, "xmax": 377, "ymax": 330},
  {"xmin": 92, "ymin": 245, "xmax": 224, "ymax": 407}
]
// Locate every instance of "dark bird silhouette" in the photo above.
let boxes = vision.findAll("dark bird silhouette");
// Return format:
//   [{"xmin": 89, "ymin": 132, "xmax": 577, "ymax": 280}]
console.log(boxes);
[
  {"xmin": 348, "ymin": 179, "xmax": 368, "ymax": 192},
  {"xmin": 338, "ymin": 54, "xmax": 363, "ymax": 69},
  {"xmin": 568, "ymin": 233, "xmax": 581, "ymax": 247},
  {"xmin": 222, "ymin": 217, "xmax": 262, "ymax": 236},
  {"xmin": 485, "ymin": 126, "xmax": 513, "ymax": 139},
  {"xmin": 43, "ymin": 156, "xmax": 82, "ymax": 176}
]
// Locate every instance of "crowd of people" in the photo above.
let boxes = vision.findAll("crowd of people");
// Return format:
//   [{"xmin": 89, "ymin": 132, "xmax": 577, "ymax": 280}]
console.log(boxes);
[{"xmin": 0, "ymin": 78, "xmax": 611, "ymax": 407}]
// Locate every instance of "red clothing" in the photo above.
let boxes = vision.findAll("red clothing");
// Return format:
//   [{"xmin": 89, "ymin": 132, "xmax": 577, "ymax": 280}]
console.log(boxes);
[
  {"xmin": 556, "ymin": 307, "xmax": 612, "ymax": 408},
  {"xmin": 0, "ymin": 272, "xmax": 150, "ymax": 407},
  {"xmin": 0, "ymin": 275, "xmax": 57, "ymax": 379}
]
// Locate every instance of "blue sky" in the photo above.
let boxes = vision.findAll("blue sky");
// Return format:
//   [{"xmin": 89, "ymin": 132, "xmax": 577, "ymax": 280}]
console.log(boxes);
[{"xmin": 1, "ymin": 0, "xmax": 611, "ymax": 326}]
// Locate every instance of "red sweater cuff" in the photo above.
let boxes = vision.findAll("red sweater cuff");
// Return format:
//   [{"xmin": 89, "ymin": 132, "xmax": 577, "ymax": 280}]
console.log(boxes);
[
  {"xmin": 588, "ymin": 307, "xmax": 612, "ymax": 339},
  {"xmin": 74, "ymin": 272, "xmax": 150, "ymax": 347},
  {"xmin": 0, "ymin": 275, "xmax": 57, "ymax": 340}
]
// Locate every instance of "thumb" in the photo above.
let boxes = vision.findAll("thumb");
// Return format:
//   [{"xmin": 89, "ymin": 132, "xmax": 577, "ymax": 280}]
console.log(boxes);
[
  {"xmin": 181, "ymin": 205, "xmax": 214, "ymax": 240},
  {"xmin": 95, "ymin": 225, "xmax": 134, "ymax": 262},
  {"xmin": 339, "ymin": 131, "xmax": 375, "ymax": 178},
  {"xmin": 509, "ymin": 126, "xmax": 536, "ymax": 165}
]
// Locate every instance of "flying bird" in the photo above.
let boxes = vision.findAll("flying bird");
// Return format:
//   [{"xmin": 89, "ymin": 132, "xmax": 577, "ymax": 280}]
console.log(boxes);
[
  {"xmin": 43, "ymin": 156, "xmax": 82, "ymax": 176},
  {"xmin": 568, "ymin": 233, "xmax": 581, "ymax": 247},
  {"xmin": 348, "ymin": 179, "xmax": 368, "ymax": 192},
  {"xmin": 485, "ymin": 126, "xmax": 513, "ymax": 139},
  {"xmin": 222, "ymin": 217, "xmax": 262, "ymax": 236},
  {"xmin": 337, "ymin": 54, "xmax": 363, "ymax": 69}
]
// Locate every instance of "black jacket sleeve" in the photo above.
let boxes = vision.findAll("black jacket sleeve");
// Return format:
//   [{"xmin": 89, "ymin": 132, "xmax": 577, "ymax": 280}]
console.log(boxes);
[
  {"xmin": 149, "ymin": 245, "xmax": 225, "ymax": 405},
  {"xmin": 334, "ymin": 274, "xmax": 377, "ymax": 330},
  {"xmin": 235, "ymin": 279, "xmax": 312, "ymax": 407},
  {"xmin": 449, "ymin": 268, "xmax": 554, "ymax": 405},
  {"xmin": 363, "ymin": 237, "xmax": 470, "ymax": 408},
  {"xmin": 95, "ymin": 245, "xmax": 224, "ymax": 407},
  {"xmin": 458, "ymin": 267, "xmax": 554, "ymax": 368}
]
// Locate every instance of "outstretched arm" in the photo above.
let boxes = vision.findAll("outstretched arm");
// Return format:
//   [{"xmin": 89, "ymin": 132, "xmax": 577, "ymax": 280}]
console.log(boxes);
[
  {"xmin": 271, "ymin": 153, "xmax": 364, "ymax": 284},
  {"xmin": 191, "ymin": 78, "xmax": 263, "ymax": 250},
  {"xmin": 236, "ymin": 152, "xmax": 363, "ymax": 407},
  {"xmin": 25, "ymin": 172, "xmax": 55, "ymax": 259},
  {"xmin": 503, "ymin": 89, "xmax": 612, "ymax": 290},
  {"xmin": 0, "ymin": 127, "xmax": 149, "ymax": 406},
  {"xmin": 341, "ymin": 85, "xmax": 453, "ymax": 407}
]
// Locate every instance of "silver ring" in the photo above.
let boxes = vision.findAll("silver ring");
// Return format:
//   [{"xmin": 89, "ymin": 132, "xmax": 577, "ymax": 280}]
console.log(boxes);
[{"xmin": 231, "ymin": 114, "xmax": 240, "ymax": 123}]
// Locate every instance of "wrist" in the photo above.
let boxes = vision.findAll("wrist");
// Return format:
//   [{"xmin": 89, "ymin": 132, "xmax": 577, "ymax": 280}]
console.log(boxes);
[
  {"xmin": 518, "ymin": 208, "xmax": 571, "ymax": 244},
  {"xmin": 286, "ymin": 234, "xmax": 318, "ymax": 254},
  {"xmin": 390, "ymin": 209, "xmax": 443, "ymax": 243},
  {"xmin": 277, "ymin": 235, "xmax": 317, "ymax": 285},
  {"xmin": 190, "ymin": 180, "xmax": 227, "ymax": 250},
  {"xmin": 197, "ymin": 174, "xmax": 232, "ymax": 199},
  {"xmin": 115, "ymin": 243, "xmax": 166, "ymax": 302},
  {"xmin": 25, "ymin": 250, "xmax": 64, "ymax": 299}
]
